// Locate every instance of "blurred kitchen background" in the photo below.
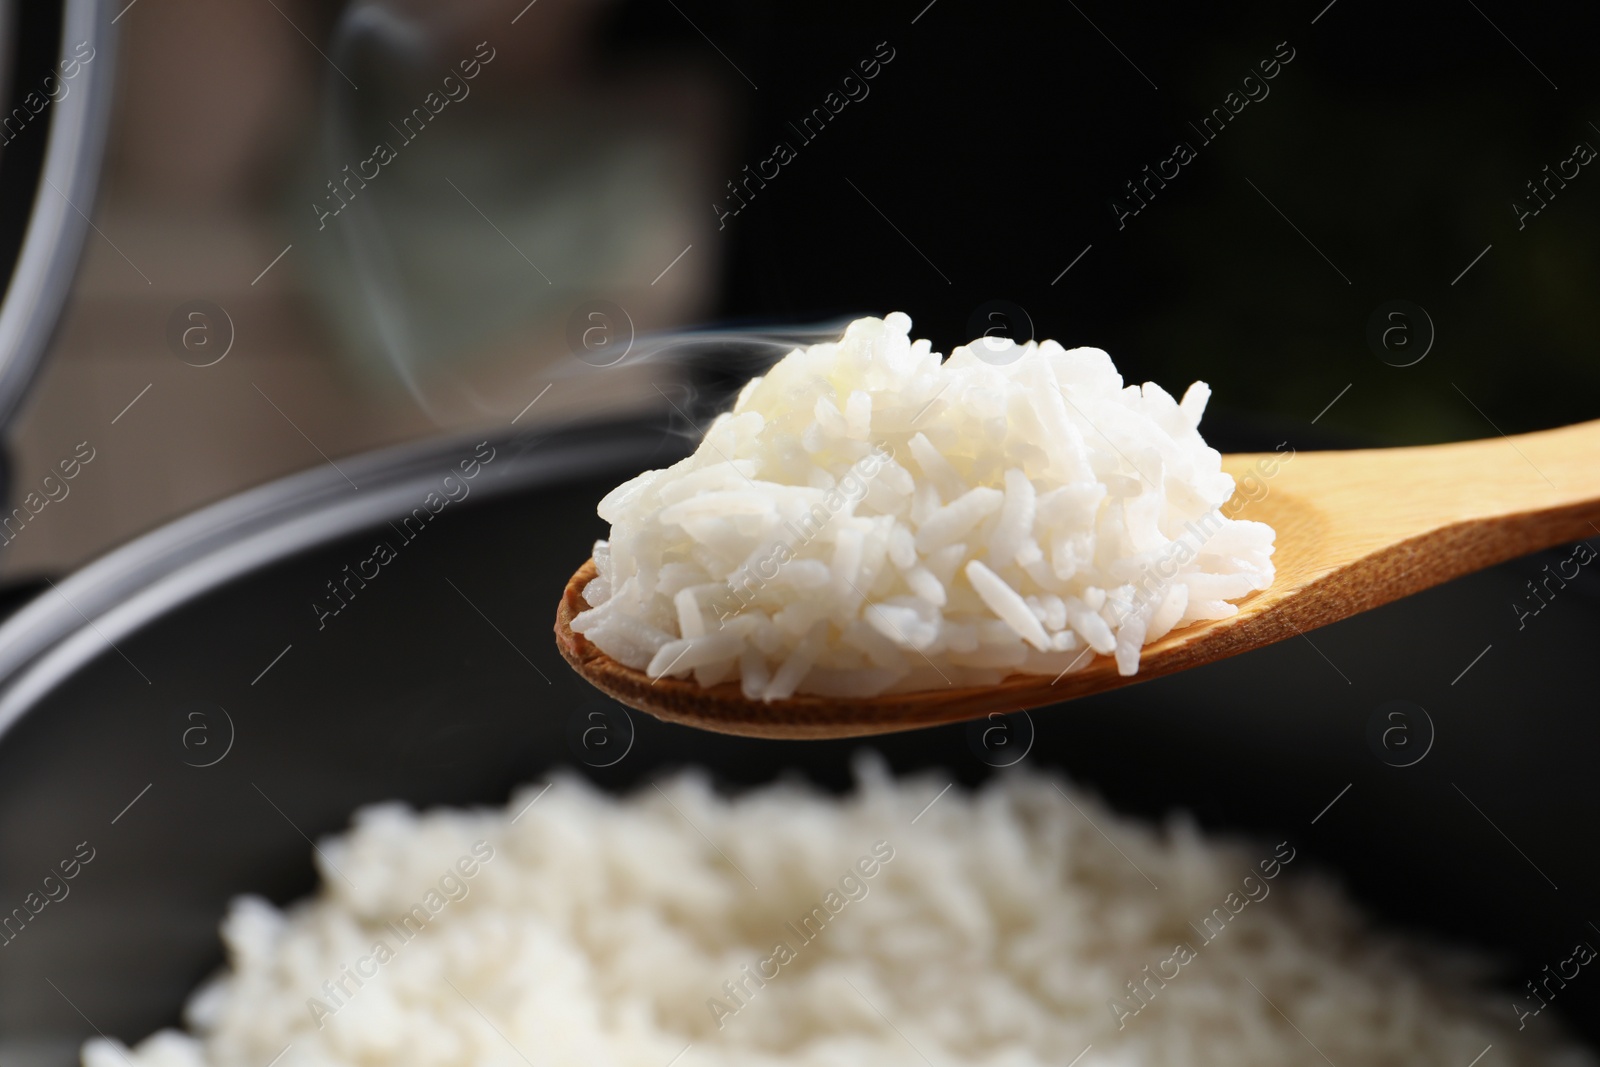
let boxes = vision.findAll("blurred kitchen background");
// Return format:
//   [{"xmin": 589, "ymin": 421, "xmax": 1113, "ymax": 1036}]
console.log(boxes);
[{"xmin": 5, "ymin": 0, "xmax": 1598, "ymax": 576}]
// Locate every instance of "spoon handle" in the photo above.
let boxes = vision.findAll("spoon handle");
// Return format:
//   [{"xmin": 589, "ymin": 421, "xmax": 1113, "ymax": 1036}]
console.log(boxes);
[{"xmin": 1226, "ymin": 418, "xmax": 1600, "ymax": 630}]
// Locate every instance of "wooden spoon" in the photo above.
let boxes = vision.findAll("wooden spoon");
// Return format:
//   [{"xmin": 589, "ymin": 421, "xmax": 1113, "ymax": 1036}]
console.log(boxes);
[{"xmin": 555, "ymin": 420, "xmax": 1600, "ymax": 739}]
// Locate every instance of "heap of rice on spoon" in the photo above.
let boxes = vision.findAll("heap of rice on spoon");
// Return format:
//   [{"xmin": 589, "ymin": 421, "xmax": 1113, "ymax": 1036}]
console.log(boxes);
[{"xmin": 572, "ymin": 313, "xmax": 1274, "ymax": 701}]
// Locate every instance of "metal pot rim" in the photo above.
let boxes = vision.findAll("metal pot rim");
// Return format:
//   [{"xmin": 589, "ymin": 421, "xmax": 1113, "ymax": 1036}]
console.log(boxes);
[{"xmin": 0, "ymin": 413, "xmax": 678, "ymax": 742}]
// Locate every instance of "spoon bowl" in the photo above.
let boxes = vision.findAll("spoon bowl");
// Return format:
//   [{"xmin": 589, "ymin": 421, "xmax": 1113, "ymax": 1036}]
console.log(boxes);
[{"xmin": 555, "ymin": 420, "xmax": 1600, "ymax": 739}]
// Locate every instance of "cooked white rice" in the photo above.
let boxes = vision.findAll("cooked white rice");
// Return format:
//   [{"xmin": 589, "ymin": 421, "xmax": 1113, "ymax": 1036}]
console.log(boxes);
[
  {"xmin": 85, "ymin": 765, "xmax": 1590, "ymax": 1067},
  {"xmin": 571, "ymin": 313, "xmax": 1275, "ymax": 699}
]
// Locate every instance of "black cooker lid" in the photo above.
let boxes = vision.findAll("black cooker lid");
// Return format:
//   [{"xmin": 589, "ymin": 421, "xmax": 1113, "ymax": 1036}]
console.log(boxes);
[{"xmin": 0, "ymin": 0, "xmax": 115, "ymax": 429}]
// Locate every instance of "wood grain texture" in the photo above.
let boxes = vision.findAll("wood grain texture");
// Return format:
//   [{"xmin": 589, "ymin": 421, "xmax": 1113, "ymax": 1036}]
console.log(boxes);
[{"xmin": 554, "ymin": 420, "xmax": 1600, "ymax": 739}]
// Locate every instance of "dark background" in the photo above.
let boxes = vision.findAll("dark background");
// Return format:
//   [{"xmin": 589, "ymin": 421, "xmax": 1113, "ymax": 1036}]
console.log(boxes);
[{"xmin": 678, "ymin": 0, "xmax": 1600, "ymax": 445}]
